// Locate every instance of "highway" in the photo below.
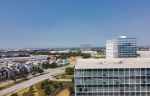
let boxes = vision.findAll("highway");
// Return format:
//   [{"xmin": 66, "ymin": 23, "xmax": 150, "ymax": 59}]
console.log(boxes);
[{"xmin": 0, "ymin": 65, "xmax": 73, "ymax": 96}]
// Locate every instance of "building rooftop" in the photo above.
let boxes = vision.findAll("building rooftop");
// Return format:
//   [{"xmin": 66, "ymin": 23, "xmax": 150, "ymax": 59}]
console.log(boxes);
[
  {"xmin": 120, "ymin": 35, "xmax": 127, "ymax": 38},
  {"xmin": 75, "ymin": 58, "xmax": 150, "ymax": 69}
]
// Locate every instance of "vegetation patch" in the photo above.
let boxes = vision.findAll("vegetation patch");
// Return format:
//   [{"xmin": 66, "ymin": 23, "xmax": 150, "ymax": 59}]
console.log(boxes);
[
  {"xmin": 0, "ymin": 79, "xmax": 28, "ymax": 91},
  {"xmin": 56, "ymin": 88, "xmax": 70, "ymax": 96}
]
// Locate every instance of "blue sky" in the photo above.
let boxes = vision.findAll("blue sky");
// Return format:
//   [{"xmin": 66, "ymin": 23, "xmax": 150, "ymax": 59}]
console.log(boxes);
[{"xmin": 0, "ymin": 0, "xmax": 150, "ymax": 48}]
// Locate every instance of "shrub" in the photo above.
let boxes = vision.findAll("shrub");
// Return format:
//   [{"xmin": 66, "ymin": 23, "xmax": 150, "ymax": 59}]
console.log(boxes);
[
  {"xmin": 11, "ymin": 93, "xmax": 18, "ymax": 96},
  {"xmin": 65, "ymin": 67, "xmax": 74, "ymax": 75}
]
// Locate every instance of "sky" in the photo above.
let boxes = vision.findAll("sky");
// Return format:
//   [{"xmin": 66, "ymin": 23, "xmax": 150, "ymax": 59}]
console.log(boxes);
[{"xmin": 0, "ymin": 0, "xmax": 150, "ymax": 48}]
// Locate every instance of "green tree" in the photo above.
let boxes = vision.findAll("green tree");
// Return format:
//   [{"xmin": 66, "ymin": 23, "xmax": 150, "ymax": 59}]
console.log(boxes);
[
  {"xmin": 32, "ymin": 52, "xmax": 49, "ymax": 55},
  {"xmin": 28, "ymin": 86, "xmax": 36, "ymax": 96},
  {"xmin": 33, "ymin": 65, "xmax": 44, "ymax": 73},
  {"xmin": 49, "ymin": 63, "xmax": 58, "ymax": 68},
  {"xmin": 41, "ymin": 80, "xmax": 55, "ymax": 95},
  {"xmin": 44, "ymin": 84, "xmax": 55, "ymax": 95},
  {"xmin": 11, "ymin": 93, "xmax": 18, "ymax": 96},
  {"xmin": 42, "ymin": 63, "xmax": 58, "ymax": 69},
  {"xmin": 41, "ymin": 80, "xmax": 49, "ymax": 89},
  {"xmin": 65, "ymin": 67, "xmax": 74, "ymax": 75},
  {"xmin": 81, "ymin": 53, "xmax": 91, "ymax": 58},
  {"xmin": 38, "ymin": 67, "xmax": 44, "ymax": 73}
]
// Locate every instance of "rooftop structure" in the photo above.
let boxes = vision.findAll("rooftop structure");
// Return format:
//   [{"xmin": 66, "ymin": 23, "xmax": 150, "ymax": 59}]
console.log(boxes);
[
  {"xmin": 75, "ymin": 58, "xmax": 150, "ymax": 96},
  {"xmin": 76, "ymin": 58, "xmax": 150, "ymax": 69}
]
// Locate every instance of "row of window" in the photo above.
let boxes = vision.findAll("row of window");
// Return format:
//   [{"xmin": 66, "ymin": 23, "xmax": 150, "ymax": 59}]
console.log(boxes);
[
  {"xmin": 75, "ymin": 78, "xmax": 150, "ymax": 85},
  {"xmin": 76, "ymin": 68, "xmax": 150, "ymax": 72},
  {"xmin": 76, "ymin": 86, "xmax": 150, "ymax": 92},
  {"xmin": 75, "ymin": 69, "xmax": 150, "ymax": 77},
  {"xmin": 76, "ymin": 92, "xmax": 150, "ymax": 96}
]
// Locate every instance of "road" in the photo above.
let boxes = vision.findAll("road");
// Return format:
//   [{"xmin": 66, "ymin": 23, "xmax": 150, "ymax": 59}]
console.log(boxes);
[{"xmin": 0, "ymin": 65, "xmax": 73, "ymax": 96}]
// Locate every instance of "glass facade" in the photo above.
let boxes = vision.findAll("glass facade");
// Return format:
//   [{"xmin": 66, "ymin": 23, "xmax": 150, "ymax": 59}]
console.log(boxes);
[
  {"xmin": 118, "ymin": 38, "xmax": 137, "ymax": 58},
  {"xmin": 75, "ymin": 68, "xmax": 150, "ymax": 96},
  {"xmin": 106, "ymin": 37, "xmax": 137, "ymax": 58}
]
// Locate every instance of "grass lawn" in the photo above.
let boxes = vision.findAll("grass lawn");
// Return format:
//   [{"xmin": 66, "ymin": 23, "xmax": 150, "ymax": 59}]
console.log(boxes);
[
  {"xmin": 56, "ymin": 88, "xmax": 70, "ymax": 96},
  {"xmin": 56, "ymin": 74, "xmax": 73, "ymax": 79},
  {"xmin": 0, "ymin": 79, "xmax": 28, "ymax": 91},
  {"xmin": 6, "ymin": 82, "xmax": 46, "ymax": 96},
  {"xmin": 5, "ymin": 77, "xmax": 74, "ymax": 96},
  {"xmin": 0, "ymin": 81, "xmax": 14, "ymax": 90}
]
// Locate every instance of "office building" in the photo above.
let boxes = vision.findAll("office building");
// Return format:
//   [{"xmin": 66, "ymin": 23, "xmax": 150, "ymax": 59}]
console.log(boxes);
[
  {"xmin": 75, "ymin": 58, "xmax": 150, "ymax": 96},
  {"xmin": 106, "ymin": 36, "xmax": 137, "ymax": 58}
]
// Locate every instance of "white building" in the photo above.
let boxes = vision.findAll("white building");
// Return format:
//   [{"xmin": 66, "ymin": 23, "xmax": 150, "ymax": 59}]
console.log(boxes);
[
  {"xmin": 106, "ymin": 39, "xmax": 118, "ymax": 58},
  {"xmin": 75, "ymin": 58, "xmax": 150, "ymax": 96},
  {"xmin": 137, "ymin": 51, "xmax": 150, "ymax": 58}
]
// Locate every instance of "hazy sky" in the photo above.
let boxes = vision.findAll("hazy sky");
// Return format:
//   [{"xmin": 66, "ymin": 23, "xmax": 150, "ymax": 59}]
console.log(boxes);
[{"xmin": 0, "ymin": 0, "xmax": 150, "ymax": 48}]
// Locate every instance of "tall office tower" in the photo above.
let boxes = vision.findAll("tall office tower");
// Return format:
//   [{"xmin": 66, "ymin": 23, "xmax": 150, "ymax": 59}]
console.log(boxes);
[
  {"xmin": 106, "ymin": 36, "xmax": 137, "ymax": 58},
  {"xmin": 75, "ymin": 58, "xmax": 150, "ymax": 96}
]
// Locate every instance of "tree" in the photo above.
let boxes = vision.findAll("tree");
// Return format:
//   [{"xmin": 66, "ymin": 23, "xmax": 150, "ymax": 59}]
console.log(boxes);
[
  {"xmin": 42, "ymin": 63, "xmax": 58, "ymax": 69},
  {"xmin": 28, "ymin": 86, "xmax": 36, "ymax": 96},
  {"xmin": 33, "ymin": 65, "xmax": 44, "ymax": 73},
  {"xmin": 81, "ymin": 53, "xmax": 91, "ymax": 58},
  {"xmin": 11, "ymin": 93, "xmax": 18, "ymax": 96},
  {"xmin": 10, "ymin": 73, "xmax": 17, "ymax": 81},
  {"xmin": 32, "ymin": 52, "xmax": 49, "ymax": 55},
  {"xmin": 41, "ymin": 80, "xmax": 49, "ymax": 89},
  {"xmin": 49, "ymin": 63, "xmax": 58, "ymax": 68},
  {"xmin": 22, "ymin": 86, "xmax": 36, "ymax": 96},
  {"xmin": 41, "ymin": 80, "xmax": 55, "ymax": 95},
  {"xmin": 38, "ymin": 67, "xmax": 44, "ymax": 73},
  {"xmin": 44, "ymin": 84, "xmax": 55, "ymax": 95},
  {"xmin": 65, "ymin": 67, "xmax": 74, "ymax": 75}
]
